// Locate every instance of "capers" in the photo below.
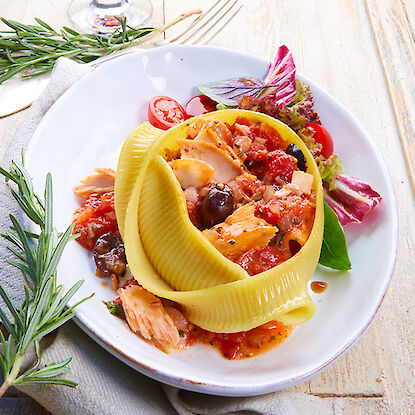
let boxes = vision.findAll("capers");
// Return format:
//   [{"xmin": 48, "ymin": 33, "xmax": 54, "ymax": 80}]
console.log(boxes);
[
  {"xmin": 285, "ymin": 144, "xmax": 307, "ymax": 171},
  {"xmin": 200, "ymin": 184, "xmax": 235, "ymax": 228}
]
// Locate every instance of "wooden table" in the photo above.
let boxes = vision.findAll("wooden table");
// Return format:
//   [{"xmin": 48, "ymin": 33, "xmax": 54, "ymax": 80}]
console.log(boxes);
[{"xmin": 0, "ymin": 1, "xmax": 414, "ymax": 414}]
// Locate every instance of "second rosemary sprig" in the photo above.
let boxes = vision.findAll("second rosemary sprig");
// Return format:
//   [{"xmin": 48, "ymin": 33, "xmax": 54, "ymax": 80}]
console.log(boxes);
[{"xmin": 0, "ymin": 158, "xmax": 90, "ymax": 397}]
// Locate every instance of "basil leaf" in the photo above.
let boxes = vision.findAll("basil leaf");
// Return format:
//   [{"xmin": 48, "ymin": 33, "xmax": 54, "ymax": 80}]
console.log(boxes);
[
  {"xmin": 103, "ymin": 300, "xmax": 125, "ymax": 318},
  {"xmin": 318, "ymin": 201, "xmax": 352, "ymax": 271}
]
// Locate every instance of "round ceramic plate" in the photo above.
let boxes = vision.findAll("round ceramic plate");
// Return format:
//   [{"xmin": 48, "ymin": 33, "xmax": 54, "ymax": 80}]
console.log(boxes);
[{"xmin": 25, "ymin": 45, "xmax": 398, "ymax": 396}]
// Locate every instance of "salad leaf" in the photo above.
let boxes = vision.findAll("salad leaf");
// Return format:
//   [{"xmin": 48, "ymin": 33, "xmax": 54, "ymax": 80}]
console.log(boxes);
[
  {"xmin": 316, "ymin": 154, "xmax": 343, "ymax": 190},
  {"xmin": 324, "ymin": 175, "xmax": 382, "ymax": 226},
  {"xmin": 261, "ymin": 44, "xmax": 297, "ymax": 106},
  {"xmin": 199, "ymin": 45, "xmax": 297, "ymax": 108},
  {"xmin": 319, "ymin": 201, "xmax": 352, "ymax": 271},
  {"xmin": 199, "ymin": 77, "xmax": 267, "ymax": 107},
  {"xmin": 238, "ymin": 80, "xmax": 320, "ymax": 132}
]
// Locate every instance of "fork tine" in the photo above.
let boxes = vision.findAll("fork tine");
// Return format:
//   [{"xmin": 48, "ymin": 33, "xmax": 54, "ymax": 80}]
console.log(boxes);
[
  {"xmin": 170, "ymin": 0, "xmax": 239, "ymax": 44},
  {"xmin": 195, "ymin": 2, "xmax": 243, "ymax": 45},
  {"xmin": 174, "ymin": 0, "xmax": 241, "ymax": 46},
  {"xmin": 168, "ymin": 0, "xmax": 225, "ymax": 44}
]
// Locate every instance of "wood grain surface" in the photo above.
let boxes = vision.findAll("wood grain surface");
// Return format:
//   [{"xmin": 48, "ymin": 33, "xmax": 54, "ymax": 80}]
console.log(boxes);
[{"xmin": 0, "ymin": 0, "xmax": 414, "ymax": 414}]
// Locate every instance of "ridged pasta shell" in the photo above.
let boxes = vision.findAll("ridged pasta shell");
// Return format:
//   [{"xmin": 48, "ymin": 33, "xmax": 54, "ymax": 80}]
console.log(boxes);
[{"xmin": 116, "ymin": 110, "xmax": 324, "ymax": 333}]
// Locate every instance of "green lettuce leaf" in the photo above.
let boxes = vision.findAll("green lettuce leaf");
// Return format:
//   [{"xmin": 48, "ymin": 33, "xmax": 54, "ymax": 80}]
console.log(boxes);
[{"xmin": 319, "ymin": 202, "xmax": 352, "ymax": 271}]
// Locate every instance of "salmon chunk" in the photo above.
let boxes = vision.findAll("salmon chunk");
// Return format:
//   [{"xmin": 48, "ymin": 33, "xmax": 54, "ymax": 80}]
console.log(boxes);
[
  {"xmin": 202, "ymin": 203, "xmax": 278, "ymax": 258},
  {"xmin": 117, "ymin": 285, "xmax": 179, "ymax": 351},
  {"xmin": 73, "ymin": 168, "xmax": 115, "ymax": 201}
]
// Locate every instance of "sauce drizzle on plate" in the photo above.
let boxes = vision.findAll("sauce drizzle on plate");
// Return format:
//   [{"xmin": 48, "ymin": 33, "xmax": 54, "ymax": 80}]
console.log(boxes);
[{"xmin": 311, "ymin": 281, "xmax": 327, "ymax": 293}]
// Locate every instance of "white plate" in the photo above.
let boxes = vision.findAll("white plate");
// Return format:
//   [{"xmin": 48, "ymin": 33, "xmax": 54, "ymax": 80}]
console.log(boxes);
[{"xmin": 25, "ymin": 45, "xmax": 398, "ymax": 396}]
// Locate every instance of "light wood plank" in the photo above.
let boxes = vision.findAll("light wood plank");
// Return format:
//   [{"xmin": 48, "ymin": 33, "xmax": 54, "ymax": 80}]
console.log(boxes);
[
  {"xmin": 365, "ymin": 0, "xmax": 415, "ymax": 194},
  {"xmin": 0, "ymin": 0, "xmax": 414, "ymax": 414}
]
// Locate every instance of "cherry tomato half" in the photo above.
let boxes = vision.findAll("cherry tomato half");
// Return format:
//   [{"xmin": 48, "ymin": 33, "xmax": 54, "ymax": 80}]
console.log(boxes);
[
  {"xmin": 148, "ymin": 96, "xmax": 187, "ymax": 130},
  {"xmin": 185, "ymin": 95, "xmax": 217, "ymax": 117},
  {"xmin": 304, "ymin": 122, "xmax": 334, "ymax": 158}
]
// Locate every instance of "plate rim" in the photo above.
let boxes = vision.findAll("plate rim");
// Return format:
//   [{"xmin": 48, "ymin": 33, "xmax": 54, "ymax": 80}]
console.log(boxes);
[{"xmin": 25, "ymin": 44, "xmax": 399, "ymax": 396}]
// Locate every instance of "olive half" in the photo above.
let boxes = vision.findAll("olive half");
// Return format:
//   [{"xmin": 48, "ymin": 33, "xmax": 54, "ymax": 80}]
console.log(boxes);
[
  {"xmin": 200, "ymin": 184, "xmax": 235, "ymax": 228},
  {"xmin": 286, "ymin": 144, "xmax": 307, "ymax": 172}
]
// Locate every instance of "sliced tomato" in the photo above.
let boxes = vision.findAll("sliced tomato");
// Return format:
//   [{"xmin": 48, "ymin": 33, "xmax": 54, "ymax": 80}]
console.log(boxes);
[
  {"xmin": 148, "ymin": 96, "xmax": 186, "ymax": 130},
  {"xmin": 185, "ymin": 95, "xmax": 217, "ymax": 117},
  {"xmin": 304, "ymin": 122, "xmax": 334, "ymax": 158}
]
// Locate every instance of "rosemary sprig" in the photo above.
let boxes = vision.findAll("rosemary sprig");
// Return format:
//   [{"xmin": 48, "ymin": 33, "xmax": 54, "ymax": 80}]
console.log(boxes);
[
  {"xmin": 0, "ymin": 10, "xmax": 201, "ymax": 85},
  {"xmin": 0, "ymin": 17, "xmax": 153, "ymax": 85},
  {"xmin": 0, "ymin": 155, "xmax": 90, "ymax": 396}
]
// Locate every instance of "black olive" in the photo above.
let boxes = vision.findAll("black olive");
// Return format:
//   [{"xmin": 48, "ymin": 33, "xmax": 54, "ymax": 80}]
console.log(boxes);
[
  {"xmin": 200, "ymin": 184, "xmax": 235, "ymax": 228},
  {"xmin": 94, "ymin": 232, "xmax": 126, "ymax": 277},
  {"xmin": 286, "ymin": 144, "xmax": 307, "ymax": 171}
]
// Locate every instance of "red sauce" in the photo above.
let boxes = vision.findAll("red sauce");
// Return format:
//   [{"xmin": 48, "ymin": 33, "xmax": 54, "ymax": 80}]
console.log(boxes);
[
  {"xmin": 234, "ymin": 246, "xmax": 291, "ymax": 276},
  {"xmin": 311, "ymin": 281, "xmax": 327, "ymax": 293},
  {"xmin": 72, "ymin": 191, "xmax": 120, "ymax": 251},
  {"xmin": 188, "ymin": 321, "xmax": 292, "ymax": 360},
  {"xmin": 255, "ymin": 194, "xmax": 315, "ymax": 227}
]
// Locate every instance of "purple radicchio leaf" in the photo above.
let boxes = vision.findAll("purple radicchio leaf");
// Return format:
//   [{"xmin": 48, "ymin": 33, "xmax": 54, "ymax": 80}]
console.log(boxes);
[
  {"xmin": 324, "ymin": 174, "xmax": 382, "ymax": 226},
  {"xmin": 198, "ymin": 77, "xmax": 267, "ymax": 107},
  {"xmin": 198, "ymin": 45, "xmax": 297, "ymax": 107},
  {"xmin": 259, "ymin": 45, "xmax": 297, "ymax": 108}
]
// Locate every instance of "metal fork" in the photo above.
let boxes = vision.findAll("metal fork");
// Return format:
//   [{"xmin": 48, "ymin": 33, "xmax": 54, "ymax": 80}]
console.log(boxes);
[{"xmin": 91, "ymin": 0, "xmax": 243, "ymax": 67}]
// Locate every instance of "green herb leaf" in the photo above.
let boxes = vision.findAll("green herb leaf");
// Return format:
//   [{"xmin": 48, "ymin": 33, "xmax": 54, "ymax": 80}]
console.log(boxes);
[
  {"xmin": 319, "ymin": 201, "xmax": 352, "ymax": 271},
  {"xmin": 103, "ymin": 301, "xmax": 125, "ymax": 319}
]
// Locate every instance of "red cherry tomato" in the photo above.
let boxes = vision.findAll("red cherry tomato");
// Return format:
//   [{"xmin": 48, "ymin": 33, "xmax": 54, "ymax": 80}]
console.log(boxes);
[
  {"xmin": 148, "ymin": 96, "xmax": 186, "ymax": 130},
  {"xmin": 185, "ymin": 95, "xmax": 217, "ymax": 117},
  {"xmin": 304, "ymin": 122, "xmax": 334, "ymax": 158}
]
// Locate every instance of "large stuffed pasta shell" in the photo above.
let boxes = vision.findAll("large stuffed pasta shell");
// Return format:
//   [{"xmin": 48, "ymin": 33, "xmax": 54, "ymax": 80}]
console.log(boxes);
[{"xmin": 116, "ymin": 109, "xmax": 324, "ymax": 333}]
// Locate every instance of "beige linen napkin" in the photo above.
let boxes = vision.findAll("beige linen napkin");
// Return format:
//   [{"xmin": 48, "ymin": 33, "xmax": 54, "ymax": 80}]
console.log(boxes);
[{"xmin": 0, "ymin": 57, "xmax": 335, "ymax": 415}]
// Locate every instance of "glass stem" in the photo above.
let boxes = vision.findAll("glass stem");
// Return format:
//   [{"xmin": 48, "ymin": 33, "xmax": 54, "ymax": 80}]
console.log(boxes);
[{"xmin": 91, "ymin": 0, "xmax": 129, "ymax": 8}]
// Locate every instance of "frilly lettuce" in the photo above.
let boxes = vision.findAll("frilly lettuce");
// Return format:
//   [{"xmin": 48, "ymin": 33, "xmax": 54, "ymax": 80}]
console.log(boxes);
[{"xmin": 238, "ymin": 80, "xmax": 320, "ymax": 131}]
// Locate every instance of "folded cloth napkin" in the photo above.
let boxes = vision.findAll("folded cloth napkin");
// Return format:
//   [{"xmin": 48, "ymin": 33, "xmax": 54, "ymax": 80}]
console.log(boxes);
[{"xmin": 0, "ymin": 57, "xmax": 334, "ymax": 415}]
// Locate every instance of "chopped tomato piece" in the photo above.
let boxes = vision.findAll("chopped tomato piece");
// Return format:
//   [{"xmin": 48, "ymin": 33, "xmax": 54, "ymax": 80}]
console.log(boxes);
[
  {"xmin": 185, "ymin": 95, "xmax": 217, "ymax": 117},
  {"xmin": 263, "ymin": 150, "xmax": 297, "ymax": 183},
  {"xmin": 304, "ymin": 122, "xmax": 334, "ymax": 158},
  {"xmin": 148, "ymin": 96, "xmax": 186, "ymax": 130},
  {"xmin": 255, "ymin": 194, "xmax": 315, "ymax": 230},
  {"xmin": 234, "ymin": 246, "xmax": 291, "ymax": 276},
  {"xmin": 190, "ymin": 320, "xmax": 292, "ymax": 359},
  {"xmin": 72, "ymin": 191, "xmax": 119, "ymax": 251}
]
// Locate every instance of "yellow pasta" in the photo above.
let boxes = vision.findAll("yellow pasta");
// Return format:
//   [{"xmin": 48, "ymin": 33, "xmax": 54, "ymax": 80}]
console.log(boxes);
[{"xmin": 116, "ymin": 109, "xmax": 324, "ymax": 333}]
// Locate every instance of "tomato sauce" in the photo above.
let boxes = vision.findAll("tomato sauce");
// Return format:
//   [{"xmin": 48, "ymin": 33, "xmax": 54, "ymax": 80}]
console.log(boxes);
[
  {"xmin": 311, "ymin": 281, "xmax": 327, "ymax": 293},
  {"xmin": 234, "ymin": 246, "xmax": 291, "ymax": 276},
  {"xmin": 72, "ymin": 191, "xmax": 120, "ymax": 251},
  {"xmin": 187, "ymin": 321, "xmax": 292, "ymax": 360}
]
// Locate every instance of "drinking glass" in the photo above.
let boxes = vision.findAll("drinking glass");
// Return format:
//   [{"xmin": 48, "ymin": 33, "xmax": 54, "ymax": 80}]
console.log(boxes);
[{"xmin": 68, "ymin": 0, "xmax": 153, "ymax": 33}]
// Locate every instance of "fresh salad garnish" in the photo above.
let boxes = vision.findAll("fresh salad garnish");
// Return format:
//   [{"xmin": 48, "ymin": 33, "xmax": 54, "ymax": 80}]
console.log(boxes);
[
  {"xmin": 320, "ymin": 201, "xmax": 351, "ymax": 270},
  {"xmin": 199, "ymin": 45, "xmax": 297, "ymax": 108},
  {"xmin": 324, "ymin": 175, "xmax": 382, "ymax": 226}
]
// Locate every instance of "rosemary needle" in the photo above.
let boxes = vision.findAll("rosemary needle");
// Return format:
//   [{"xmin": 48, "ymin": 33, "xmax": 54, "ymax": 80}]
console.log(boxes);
[{"xmin": 0, "ymin": 155, "xmax": 90, "ymax": 396}]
